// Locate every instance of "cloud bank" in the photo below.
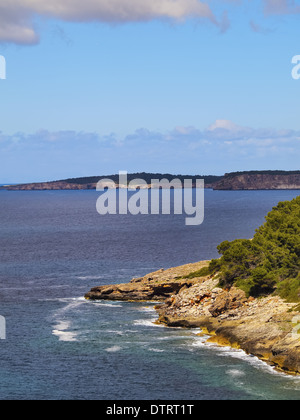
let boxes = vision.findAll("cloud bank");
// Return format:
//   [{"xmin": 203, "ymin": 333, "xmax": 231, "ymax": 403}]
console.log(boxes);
[
  {"xmin": 0, "ymin": 121, "xmax": 299, "ymax": 183},
  {"xmin": 0, "ymin": 0, "xmax": 218, "ymax": 45},
  {"xmin": 1, "ymin": 0, "xmax": 300, "ymax": 45},
  {"xmin": 263, "ymin": 0, "xmax": 300, "ymax": 15}
]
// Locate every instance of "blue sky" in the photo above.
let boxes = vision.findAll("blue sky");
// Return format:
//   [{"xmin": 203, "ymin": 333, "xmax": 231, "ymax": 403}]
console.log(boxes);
[{"xmin": 0, "ymin": 0, "xmax": 300, "ymax": 183}]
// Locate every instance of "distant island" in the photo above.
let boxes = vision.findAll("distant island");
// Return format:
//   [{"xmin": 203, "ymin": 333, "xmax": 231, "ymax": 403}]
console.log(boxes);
[{"xmin": 1, "ymin": 170, "xmax": 300, "ymax": 191}]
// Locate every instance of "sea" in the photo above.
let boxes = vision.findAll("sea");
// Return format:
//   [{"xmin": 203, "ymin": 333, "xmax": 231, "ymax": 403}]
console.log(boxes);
[{"xmin": 0, "ymin": 188, "xmax": 300, "ymax": 400}]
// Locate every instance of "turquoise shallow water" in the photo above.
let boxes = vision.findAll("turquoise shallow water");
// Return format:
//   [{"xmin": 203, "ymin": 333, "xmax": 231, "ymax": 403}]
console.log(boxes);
[{"xmin": 0, "ymin": 189, "xmax": 300, "ymax": 400}]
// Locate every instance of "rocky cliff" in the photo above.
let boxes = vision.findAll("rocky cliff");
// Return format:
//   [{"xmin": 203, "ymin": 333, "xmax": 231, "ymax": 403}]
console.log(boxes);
[
  {"xmin": 156, "ymin": 273, "xmax": 300, "ymax": 375},
  {"xmin": 85, "ymin": 261, "xmax": 300, "ymax": 375},
  {"xmin": 85, "ymin": 261, "xmax": 210, "ymax": 302},
  {"xmin": 213, "ymin": 171, "xmax": 300, "ymax": 190}
]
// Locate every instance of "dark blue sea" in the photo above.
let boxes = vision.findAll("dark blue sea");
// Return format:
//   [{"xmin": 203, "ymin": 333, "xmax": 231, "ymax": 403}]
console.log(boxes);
[{"xmin": 1, "ymin": 189, "xmax": 300, "ymax": 400}]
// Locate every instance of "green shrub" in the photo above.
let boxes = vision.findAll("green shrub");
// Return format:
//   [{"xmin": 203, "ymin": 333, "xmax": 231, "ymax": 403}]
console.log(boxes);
[
  {"xmin": 181, "ymin": 266, "xmax": 211, "ymax": 280},
  {"xmin": 277, "ymin": 274, "xmax": 300, "ymax": 302},
  {"xmin": 209, "ymin": 196, "xmax": 300, "ymax": 300}
]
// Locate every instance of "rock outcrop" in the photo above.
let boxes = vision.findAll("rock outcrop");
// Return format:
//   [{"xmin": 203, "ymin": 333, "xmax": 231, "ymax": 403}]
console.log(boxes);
[
  {"xmin": 213, "ymin": 171, "xmax": 300, "ymax": 190},
  {"xmin": 156, "ymin": 277, "xmax": 300, "ymax": 374},
  {"xmin": 85, "ymin": 261, "xmax": 210, "ymax": 302},
  {"xmin": 85, "ymin": 260, "xmax": 300, "ymax": 375}
]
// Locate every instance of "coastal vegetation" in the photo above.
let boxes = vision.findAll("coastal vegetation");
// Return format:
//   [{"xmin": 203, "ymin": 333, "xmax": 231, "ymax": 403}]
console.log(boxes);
[
  {"xmin": 44, "ymin": 170, "xmax": 300, "ymax": 187},
  {"xmin": 224, "ymin": 170, "xmax": 300, "ymax": 178},
  {"xmin": 209, "ymin": 196, "xmax": 300, "ymax": 301},
  {"xmin": 180, "ymin": 266, "xmax": 211, "ymax": 280},
  {"xmin": 63, "ymin": 173, "xmax": 221, "ymax": 185}
]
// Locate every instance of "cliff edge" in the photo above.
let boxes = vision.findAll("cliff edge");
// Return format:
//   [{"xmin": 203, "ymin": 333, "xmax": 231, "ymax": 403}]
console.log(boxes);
[
  {"xmin": 85, "ymin": 261, "xmax": 300, "ymax": 375},
  {"xmin": 85, "ymin": 196, "xmax": 300, "ymax": 374},
  {"xmin": 213, "ymin": 171, "xmax": 300, "ymax": 190}
]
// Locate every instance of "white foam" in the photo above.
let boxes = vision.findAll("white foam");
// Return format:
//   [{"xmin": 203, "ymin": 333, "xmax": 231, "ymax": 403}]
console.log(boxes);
[
  {"xmin": 148, "ymin": 348, "xmax": 165, "ymax": 353},
  {"xmin": 137, "ymin": 306, "xmax": 157, "ymax": 313},
  {"xmin": 215, "ymin": 346, "xmax": 280, "ymax": 374},
  {"xmin": 54, "ymin": 297, "xmax": 87, "ymax": 312},
  {"xmin": 52, "ymin": 320, "xmax": 78, "ymax": 342},
  {"xmin": 54, "ymin": 320, "xmax": 71, "ymax": 331},
  {"xmin": 157, "ymin": 335, "xmax": 192, "ymax": 341},
  {"xmin": 133, "ymin": 318, "xmax": 162, "ymax": 327},
  {"xmin": 190, "ymin": 335, "xmax": 290, "ymax": 377},
  {"xmin": 75, "ymin": 296, "xmax": 87, "ymax": 301},
  {"xmin": 191, "ymin": 328, "xmax": 202, "ymax": 335},
  {"xmin": 50, "ymin": 298, "xmax": 86, "ymax": 342},
  {"xmin": 52, "ymin": 329, "xmax": 78, "ymax": 342},
  {"xmin": 105, "ymin": 346, "xmax": 122, "ymax": 353},
  {"xmin": 90, "ymin": 302, "xmax": 123, "ymax": 308},
  {"xmin": 77, "ymin": 275, "xmax": 104, "ymax": 281},
  {"xmin": 226, "ymin": 369, "xmax": 246, "ymax": 378},
  {"xmin": 190, "ymin": 335, "xmax": 211, "ymax": 348}
]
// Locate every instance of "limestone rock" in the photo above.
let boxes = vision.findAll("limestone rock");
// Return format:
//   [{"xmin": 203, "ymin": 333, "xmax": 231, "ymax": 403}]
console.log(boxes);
[
  {"xmin": 85, "ymin": 261, "xmax": 211, "ymax": 302},
  {"xmin": 85, "ymin": 260, "xmax": 300, "ymax": 375}
]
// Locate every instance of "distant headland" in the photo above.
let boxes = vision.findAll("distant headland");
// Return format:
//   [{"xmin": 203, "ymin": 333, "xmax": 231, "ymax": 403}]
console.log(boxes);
[{"xmin": 1, "ymin": 170, "xmax": 300, "ymax": 191}]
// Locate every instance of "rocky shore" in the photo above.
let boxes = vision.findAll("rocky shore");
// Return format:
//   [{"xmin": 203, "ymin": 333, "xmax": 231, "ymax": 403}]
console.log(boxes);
[
  {"xmin": 85, "ymin": 261, "xmax": 209, "ymax": 302},
  {"xmin": 85, "ymin": 261, "xmax": 300, "ymax": 375}
]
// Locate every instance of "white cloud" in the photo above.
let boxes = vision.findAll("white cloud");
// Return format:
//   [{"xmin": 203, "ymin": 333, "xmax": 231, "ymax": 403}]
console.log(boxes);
[
  {"xmin": 0, "ymin": 121, "xmax": 299, "ymax": 182},
  {"xmin": 164, "ymin": 120, "xmax": 300, "ymax": 153},
  {"xmin": 207, "ymin": 119, "xmax": 242, "ymax": 131},
  {"xmin": 39, "ymin": 0, "xmax": 215, "ymax": 22},
  {"xmin": 0, "ymin": 0, "xmax": 218, "ymax": 45},
  {"xmin": 263, "ymin": 0, "xmax": 300, "ymax": 15},
  {"xmin": 0, "ymin": 0, "xmax": 299, "ymax": 45}
]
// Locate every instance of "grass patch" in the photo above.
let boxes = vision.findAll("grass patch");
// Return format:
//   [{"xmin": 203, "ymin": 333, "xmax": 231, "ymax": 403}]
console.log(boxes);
[{"xmin": 181, "ymin": 266, "xmax": 211, "ymax": 280}]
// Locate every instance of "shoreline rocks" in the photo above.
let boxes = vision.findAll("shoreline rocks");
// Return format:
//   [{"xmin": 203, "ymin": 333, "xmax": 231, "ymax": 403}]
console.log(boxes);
[
  {"xmin": 156, "ymin": 284, "xmax": 300, "ymax": 374},
  {"xmin": 85, "ymin": 260, "xmax": 300, "ymax": 375},
  {"xmin": 85, "ymin": 261, "xmax": 210, "ymax": 302}
]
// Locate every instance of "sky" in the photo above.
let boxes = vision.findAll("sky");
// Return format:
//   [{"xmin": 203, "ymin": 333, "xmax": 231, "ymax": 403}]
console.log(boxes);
[{"xmin": 0, "ymin": 0, "xmax": 300, "ymax": 183}]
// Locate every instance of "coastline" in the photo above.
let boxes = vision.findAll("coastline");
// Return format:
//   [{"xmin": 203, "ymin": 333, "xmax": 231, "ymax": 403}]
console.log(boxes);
[
  {"xmin": 2, "ymin": 170, "xmax": 300, "ymax": 191},
  {"xmin": 85, "ymin": 261, "xmax": 300, "ymax": 376}
]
